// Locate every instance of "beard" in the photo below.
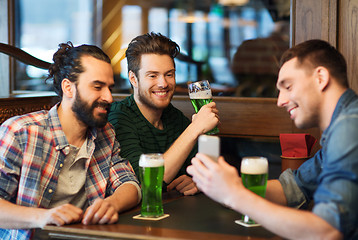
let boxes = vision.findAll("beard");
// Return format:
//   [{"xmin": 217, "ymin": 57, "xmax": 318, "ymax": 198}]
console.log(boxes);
[
  {"xmin": 72, "ymin": 89, "xmax": 111, "ymax": 128},
  {"xmin": 136, "ymin": 82, "xmax": 174, "ymax": 112}
]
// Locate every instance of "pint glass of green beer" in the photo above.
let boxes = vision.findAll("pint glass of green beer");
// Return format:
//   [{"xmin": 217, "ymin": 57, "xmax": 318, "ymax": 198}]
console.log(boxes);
[
  {"xmin": 240, "ymin": 156, "xmax": 268, "ymax": 225},
  {"xmin": 187, "ymin": 80, "xmax": 219, "ymax": 135},
  {"xmin": 139, "ymin": 153, "xmax": 165, "ymax": 217}
]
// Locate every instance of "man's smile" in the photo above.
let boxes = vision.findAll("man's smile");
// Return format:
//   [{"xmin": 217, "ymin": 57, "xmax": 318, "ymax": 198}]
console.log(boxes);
[
  {"xmin": 288, "ymin": 106, "xmax": 298, "ymax": 118},
  {"xmin": 152, "ymin": 90, "xmax": 169, "ymax": 97}
]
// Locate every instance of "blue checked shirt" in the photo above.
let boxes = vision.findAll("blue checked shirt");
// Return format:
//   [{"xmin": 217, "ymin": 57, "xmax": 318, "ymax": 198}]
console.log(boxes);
[{"xmin": 0, "ymin": 104, "xmax": 140, "ymax": 240}]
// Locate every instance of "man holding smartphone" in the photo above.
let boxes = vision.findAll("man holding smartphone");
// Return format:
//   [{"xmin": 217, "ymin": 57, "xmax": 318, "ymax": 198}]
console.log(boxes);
[
  {"xmin": 108, "ymin": 32, "xmax": 219, "ymax": 195},
  {"xmin": 188, "ymin": 40, "xmax": 358, "ymax": 239}
]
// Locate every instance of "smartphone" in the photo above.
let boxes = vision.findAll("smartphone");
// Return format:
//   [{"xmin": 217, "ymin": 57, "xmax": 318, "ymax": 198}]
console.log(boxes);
[{"xmin": 198, "ymin": 135, "xmax": 220, "ymax": 162}]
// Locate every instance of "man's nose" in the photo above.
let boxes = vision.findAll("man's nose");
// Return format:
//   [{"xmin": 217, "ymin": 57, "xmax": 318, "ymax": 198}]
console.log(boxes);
[
  {"xmin": 157, "ymin": 75, "xmax": 168, "ymax": 88},
  {"xmin": 102, "ymin": 87, "xmax": 113, "ymax": 103},
  {"xmin": 277, "ymin": 91, "xmax": 288, "ymax": 107}
]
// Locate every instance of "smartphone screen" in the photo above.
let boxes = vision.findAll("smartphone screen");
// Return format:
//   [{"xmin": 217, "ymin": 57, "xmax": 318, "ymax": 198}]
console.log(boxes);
[{"xmin": 198, "ymin": 135, "xmax": 220, "ymax": 162}]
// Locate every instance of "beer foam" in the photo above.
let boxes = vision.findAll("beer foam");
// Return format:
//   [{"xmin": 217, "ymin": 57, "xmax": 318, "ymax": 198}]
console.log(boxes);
[
  {"xmin": 241, "ymin": 157, "xmax": 268, "ymax": 174},
  {"xmin": 139, "ymin": 154, "xmax": 164, "ymax": 167},
  {"xmin": 189, "ymin": 90, "xmax": 212, "ymax": 99}
]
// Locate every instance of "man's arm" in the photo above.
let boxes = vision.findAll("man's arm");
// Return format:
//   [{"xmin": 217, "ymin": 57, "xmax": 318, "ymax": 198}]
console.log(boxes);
[
  {"xmin": 233, "ymin": 187, "xmax": 342, "ymax": 239},
  {"xmin": 0, "ymin": 183, "xmax": 139, "ymax": 228},
  {"xmin": 82, "ymin": 183, "xmax": 139, "ymax": 225},
  {"xmin": 163, "ymin": 102, "xmax": 219, "ymax": 183},
  {"xmin": 187, "ymin": 154, "xmax": 342, "ymax": 240},
  {"xmin": 265, "ymin": 179, "xmax": 287, "ymax": 206},
  {"xmin": 0, "ymin": 121, "xmax": 84, "ymax": 229},
  {"xmin": 109, "ymin": 100, "xmax": 218, "ymax": 195},
  {"xmin": 82, "ymin": 135, "xmax": 141, "ymax": 225},
  {"xmin": 0, "ymin": 199, "xmax": 83, "ymax": 229}
]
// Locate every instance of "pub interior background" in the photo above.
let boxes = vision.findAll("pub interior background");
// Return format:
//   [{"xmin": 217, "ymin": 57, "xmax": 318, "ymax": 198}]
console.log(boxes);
[{"xmin": 2, "ymin": 0, "xmax": 358, "ymax": 179}]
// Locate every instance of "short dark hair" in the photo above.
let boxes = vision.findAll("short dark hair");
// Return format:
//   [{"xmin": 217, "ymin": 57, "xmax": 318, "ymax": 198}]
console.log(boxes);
[
  {"xmin": 125, "ymin": 32, "xmax": 180, "ymax": 77},
  {"xmin": 47, "ymin": 41, "xmax": 111, "ymax": 99},
  {"xmin": 279, "ymin": 39, "xmax": 348, "ymax": 88}
]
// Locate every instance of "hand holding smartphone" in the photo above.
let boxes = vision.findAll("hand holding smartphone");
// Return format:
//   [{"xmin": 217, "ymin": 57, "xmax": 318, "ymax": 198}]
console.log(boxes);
[{"xmin": 198, "ymin": 135, "xmax": 220, "ymax": 162}]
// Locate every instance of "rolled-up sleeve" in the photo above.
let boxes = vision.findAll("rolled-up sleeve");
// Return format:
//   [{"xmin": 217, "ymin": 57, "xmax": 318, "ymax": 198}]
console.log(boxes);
[
  {"xmin": 110, "ymin": 156, "xmax": 141, "ymax": 201},
  {"xmin": 109, "ymin": 140, "xmax": 141, "ymax": 201},
  {"xmin": 278, "ymin": 169, "xmax": 307, "ymax": 209}
]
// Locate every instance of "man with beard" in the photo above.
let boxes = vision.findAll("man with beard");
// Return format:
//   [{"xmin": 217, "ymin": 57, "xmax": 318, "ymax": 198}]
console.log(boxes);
[
  {"xmin": 0, "ymin": 42, "xmax": 141, "ymax": 240},
  {"xmin": 108, "ymin": 32, "xmax": 219, "ymax": 195},
  {"xmin": 187, "ymin": 40, "xmax": 358, "ymax": 239}
]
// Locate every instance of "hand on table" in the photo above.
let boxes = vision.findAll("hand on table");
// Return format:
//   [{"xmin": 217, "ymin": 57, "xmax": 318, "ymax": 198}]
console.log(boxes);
[
  {"xmin": 167, "ymin": 175, "xmax": 199, "ymax": 196},
  {"xmin": 41, "ymin": 204, "xmax": 83, "ymax": 227},
  {"xmin": 82, "ymin": 198, "xmax": 118, "ymax": 225}
]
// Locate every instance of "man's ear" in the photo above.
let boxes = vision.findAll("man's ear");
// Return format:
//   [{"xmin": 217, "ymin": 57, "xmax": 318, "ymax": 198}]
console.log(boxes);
[
  {"xmin": 128, "ymin": 71, "xmax": 138, "ymax": 88},
  {"xmin": 62, "ymin": 78, "xmax": 75, "ymax": 98},
  {"xmin": 315, "ymin": 66, "xmax": 330, "ymax": 91}
]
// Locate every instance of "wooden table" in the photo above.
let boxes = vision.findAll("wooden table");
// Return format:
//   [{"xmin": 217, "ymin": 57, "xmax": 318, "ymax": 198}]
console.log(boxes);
[{"xmin": 43, "ymin": 192, "xmax": 282, "ymax": 240}]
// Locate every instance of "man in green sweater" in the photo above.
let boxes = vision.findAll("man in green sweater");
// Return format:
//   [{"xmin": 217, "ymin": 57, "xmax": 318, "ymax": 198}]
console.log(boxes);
[{"xmin": 108, "ymin": 32, "xmax": 219, "ymax": 195}]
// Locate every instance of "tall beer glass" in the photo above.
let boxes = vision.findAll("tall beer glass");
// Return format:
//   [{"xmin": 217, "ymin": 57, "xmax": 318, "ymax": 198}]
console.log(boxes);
[
  {"xmin": 240, "ymin": 156, "xmax": 268, "ymax": 225},
  {"xmin": 187, "ymin": 80, "xmax": 219, "ymax": 135},
  {"xmin": 139, "ymin": 153, "xmax": 165, "ymax": 217}
]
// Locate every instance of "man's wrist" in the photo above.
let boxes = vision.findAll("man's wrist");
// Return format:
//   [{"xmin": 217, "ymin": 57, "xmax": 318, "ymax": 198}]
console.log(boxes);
[
  {"xmin": 186, "ymin": 122, "xmax": 204, "ymax": 140},
  {"xmin": 225, "ymin": 181, "xmax": 248, "ymax": 211}
]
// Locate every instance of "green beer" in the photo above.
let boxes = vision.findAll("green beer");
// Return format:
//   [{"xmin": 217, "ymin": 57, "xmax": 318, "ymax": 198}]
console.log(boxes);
[
  {"xmin": 241, "ymin": 173, "xmax": 268, "ymax": 198},
  {"xmin": 139, "ymin": 154, "xmax": 165, "ymax": 218},
  {"xmin": 240, "ymin": 157, "xmax": 268, "ymax": 225},
  {"xmin": 190, "ymin": 98, "xmax": 213, "ymax": 113},
  {"xmin": 188, "ymin": 82, "xmax": 219, "ymax": 135}
]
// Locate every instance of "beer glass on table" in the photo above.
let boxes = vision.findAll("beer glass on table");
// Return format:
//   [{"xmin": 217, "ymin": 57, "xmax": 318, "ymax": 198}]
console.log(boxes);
[
  {"xmin": 240, "ymin": 156, "xmax": 268, "ymax": 225},
  {"xmin": 139, "ymin": 153, "xmax": 165, "ymax": 218},
  {"xmin": 187, "ymin": 80, "xmax": 219, "ymax": 135}
]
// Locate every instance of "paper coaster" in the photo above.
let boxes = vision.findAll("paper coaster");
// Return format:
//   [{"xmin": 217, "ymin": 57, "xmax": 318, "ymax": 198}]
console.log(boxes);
[
  {"xmin": 133, "ymin": 214, "xmax": 170, "ymax": 221},
  {"xmin": 235, "ymin": 220, "xmax": 261, "ymax": 227}
]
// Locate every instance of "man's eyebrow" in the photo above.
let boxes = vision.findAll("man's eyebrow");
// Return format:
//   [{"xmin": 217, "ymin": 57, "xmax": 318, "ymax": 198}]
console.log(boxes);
[
  {"xmin": 91, "ymin": 80, "xmax": 114, "ymax": 88},
  {"xmin": 276, "ymin": 79, "xmax": 286, "ymax": 88},
  {"xmin": 144, "ymin": 69, "xmax": 175, "ymax": 75},
  {"xmin": 145, "ymin": 71, "xmax": 159, "ymax": 75},
  {"xmin": 165, "ymin": 69, "xmax": 176, "ymax": 74},
  {"xmin": 91, "ymin": 80, "xmax": 106, "ymax": 85}
]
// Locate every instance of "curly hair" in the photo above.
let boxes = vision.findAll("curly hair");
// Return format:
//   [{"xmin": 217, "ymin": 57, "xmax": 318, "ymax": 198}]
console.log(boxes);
[
  {"xmin": 126, "ymin": 32, "xmax": 180, "ymax": 77},
  {"xmin": 47, "ymin": 41, "xmax": 111, "ymax": 99}
]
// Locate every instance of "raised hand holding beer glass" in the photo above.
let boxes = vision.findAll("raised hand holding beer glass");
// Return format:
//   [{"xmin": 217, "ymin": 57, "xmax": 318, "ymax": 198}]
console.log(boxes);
[
  {"xmin": 188, "ymin": 80, "xmax": 219, "ymax": 135},
  {"xmin": 239, "ymin": 157, "xmax": 268, "ymax": 226},
  {"xmin": 139, "ymin": 154, "xmax": 165, "ymax": 218}
]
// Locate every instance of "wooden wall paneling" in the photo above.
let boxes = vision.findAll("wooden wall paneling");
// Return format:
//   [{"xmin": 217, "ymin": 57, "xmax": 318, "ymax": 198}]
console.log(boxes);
[
  {"xmin": 294, "ymin": 0, "xmax": 323, "ymax": 44},
  {"xmin": 213, "ymin": 97, "xmax": 293, "ymax": 138},
  {"xmin": 328, "ymin": 0, "xmax": 338, "ymax": 46},
  {"xmin": 338, "ymin": 0, "xmax": 358, "ymax": 93},
  {"xmin": 168, "ymin": 95, "xmax": 320, "ymax": 140},
  {"xmin": 293, "ymin": 0, "xmax": 334, "ymax": 44}
]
